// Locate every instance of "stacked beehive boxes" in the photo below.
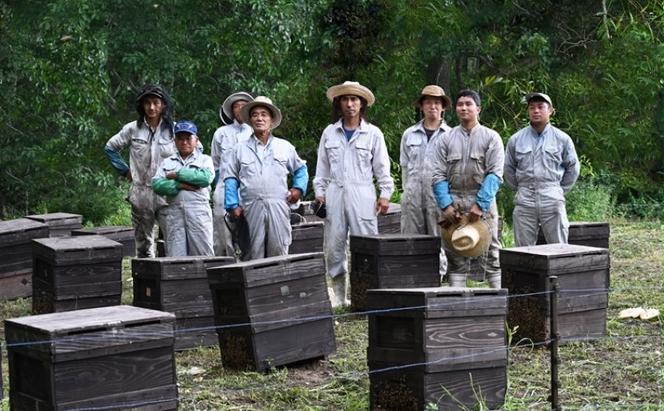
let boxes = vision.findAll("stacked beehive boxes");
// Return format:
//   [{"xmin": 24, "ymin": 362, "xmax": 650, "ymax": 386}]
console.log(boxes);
[
  {"xmin": 537, "ymin": 221, "xmax": 610, "ymax": 249},
  {"xmin": 501, "ymin": 243, "xmax": 610, "ymax": 342},
  {"xmin": 350, "ymin": 234, "xmax": 441, "ymax": 311},
  {"xmin": 31, "ymin": 235, "xmax": 123, "ymax": 314},
  {"xmin": 25, "ymin": 213, "xmax": 82, "ymax": 237},
  {"xmin": 4, "ymin": 305, "xmax": 177, "ymax": 410},
  {"xmin": 208, "ymin": 252, "xmax": 336, "ymax": 372},
  {"xmin": 132, "ymin": 256, "xmax": 234, "ymax": 350},
  {"xmin": 0, "ymin": 218, "xmax": 49, "ymax": 299},
  {"xmin": 289, "ymin": 221, "xmax": 324, "ymax": 255},
  {"xmin": 72, "ymin": 226, "xmax": 136, "ymax": 257},
  {"xmin": 367, "ymin": 287, "xmax": 508, "ymax": 411}
]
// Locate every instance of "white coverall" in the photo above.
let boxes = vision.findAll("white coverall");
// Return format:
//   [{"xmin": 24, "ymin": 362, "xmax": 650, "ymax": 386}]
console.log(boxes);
[
  {"xmin": 400, "ymin": 120, "xmax": 451, "ymax": 276},
  {"xmin": 431, "ymin": 124, "xmax": 505, "ymax": 288},
  {"xmin": 105, "ymin": 120, "xmax": 175, "ymax": 258},
  {"xmin": 210, "ymin": 121, "xmax": 253, "ymax": 256},
  {"xmin": 224, "ymin": 135, "xmax": 306, "ymax": 260},
  {"xmin": 504, "ymin": 124, "xmax": 580, "ymax": 246},
  {"xmin": 153, "ymin": 150, "xmax": 215, "ymax": 256},
  {"xmin": 313, "ymin": 119, "xmax": 395, "ymax": 278}
]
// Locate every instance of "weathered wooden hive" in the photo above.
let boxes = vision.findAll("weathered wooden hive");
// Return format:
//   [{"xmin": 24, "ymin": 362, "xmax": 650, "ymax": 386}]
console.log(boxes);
[
  {"xmin": 24, "ymin": 212, "xmax": 82, "ymax": 237},
  {"xmin": 207, "ymin": 252, "xmax": 336, "ymax": 372},
  {"xmin": 289, "ymin": 221, "xmax": 324, "ymax": 255},
  {"xmin": 31, "ymin": 235, "xmax": 123, "ymax": 314},
  {"xmin": 367, "ymin": 287, "xmax": 508, "ymax": 411},
  {"xmin": 72, "ymin": 225, "xmax": 136, "ymax": 257},
  {"xmin": 501, "ymin": 243, "xmax": 610, "ymax": 343},
  {"xmin": 4, "ymin": 305, "xmax": 178, "ymax": 411},
  {"xmin": 350, "ymin": 234, "xmax": 441, "ymax": 312},
  {"xmin": 537, "ymin": 221, "xmax": 610, "ymax": 249},
  {"xmin": 0, "ymin": 218, "xmax": 49, "ymax": 299},
  {"xmin": 132, "ymin": 255, "xmax": 234, "ymax": 350},
  {"xmin": 377, "ymin": 203, "xmax": 401, "ymax": 234}
]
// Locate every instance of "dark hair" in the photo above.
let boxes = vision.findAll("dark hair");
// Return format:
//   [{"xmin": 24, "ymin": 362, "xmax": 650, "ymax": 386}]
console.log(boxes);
[
  {"xmin": 331, "ymin": 96, "xmax": 368, "ymax": 121},
  {"xmin": 455, "ymin": 89, "xmax": 481, "ymax": 107},
  {"xmin": 135, "ymin": 84, "xmax": 173, "ymax": 131}
]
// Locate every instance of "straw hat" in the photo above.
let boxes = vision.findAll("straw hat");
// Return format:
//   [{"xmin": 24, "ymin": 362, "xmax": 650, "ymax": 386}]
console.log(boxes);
[
  {"xmin": 417, "ymin": 85, "xmax": 452, "ymax": 108},
  {"xmin": 239, "ymin": 96, "xmax": 282, "ymax": 129},
  {"xmin": 221, "ymin": 92, "xmax": 254, "ymax": 122},
  {"xmin": 442, "ymin": 214, "xmax": 491, "ymax": 257},
  {"xmin": 326, "ymin": 81, "xmax": 375, "ymax": 106}
]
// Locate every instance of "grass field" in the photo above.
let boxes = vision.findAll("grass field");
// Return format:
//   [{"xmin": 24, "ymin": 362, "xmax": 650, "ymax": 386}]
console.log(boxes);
[{"xmin": 1, "ymin": 219, "xmax": 661, "ymax": 410}]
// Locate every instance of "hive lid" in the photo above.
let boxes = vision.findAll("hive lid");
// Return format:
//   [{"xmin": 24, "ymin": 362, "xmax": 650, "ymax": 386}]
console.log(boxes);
[
  {"xmin": 0, "ymin": 218, "xmax": 49, "ymax": 244},
  {"xmin": 502, "ymin": 243, "xmax": 608, "ymax": 257},
  {"xmin": 5, "ymin": 305, "xmax": 175, "ymax": 334}
]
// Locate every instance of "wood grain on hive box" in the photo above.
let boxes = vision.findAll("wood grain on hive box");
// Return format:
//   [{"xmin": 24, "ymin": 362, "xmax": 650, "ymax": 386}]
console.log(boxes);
[
  {"xmin": 72, "ymin": 225, "xmax": 136, "ymax": 257},
  {"xmin": 501, "ymin": 243, "xmax": 610, "ymax": 343},
  {"xmin": 367, "ymin": 287, "xmax": 508, "ymax": 411},
  {"xmin": 350, "ymin": 234, "xmax": 441, "ymax": 311},
  {"xmin": 289, "ymin": 221, "xmax": 324, "ymax": 255},
  {"xmin": 208, "ymin": 252, "xmax": 336, "ymax": 372},
  {"xmin": 132, "ymin": 255, "xmax": 234, "ymax": 350},
  {"xmin": 5, "ymin": 305, "xmax": 177, "ymax": 411},
  {"xmin": 31, "ymin": 235, "xmax": 123, "ymax": 314},
  {"xmin": 537, "ymin": 221, "xmax": 610, "ymax": 249},
  {"xmin": 0, "ymin": 218, "xmax": 49, "ymax": 299},
  {"xmin": 24, "ymin": 212, "xmax": 82, "ymax": 237}
]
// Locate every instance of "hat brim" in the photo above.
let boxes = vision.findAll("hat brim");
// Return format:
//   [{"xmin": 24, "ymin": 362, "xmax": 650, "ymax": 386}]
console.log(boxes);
[
  {"xmin": 326, "ymin": 84, "xmax": 375, "ymax": 106},
  {"xmin": 239, "ymin": 101, "xmax": 282, "ymax": 129},
  {"xmin": 525, "ymin": 92, "xmax": 553, "ymax": 107},
  {"xmin": 415, "ymin": 94, "xmax": 452, "ymax": 109},
  {"xmin": 222, "ymin": 92, "xmax": 254, "ymax": 121},
  {"xmin": 442, "ymin": 215, "xmax": 492, "ymax": 257}
]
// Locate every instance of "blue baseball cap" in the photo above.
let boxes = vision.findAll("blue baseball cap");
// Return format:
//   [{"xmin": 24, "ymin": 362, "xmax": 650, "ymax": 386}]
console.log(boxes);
[{"xmin": 174, "ymin": 120, "xmax": 198, "ymax": 136}]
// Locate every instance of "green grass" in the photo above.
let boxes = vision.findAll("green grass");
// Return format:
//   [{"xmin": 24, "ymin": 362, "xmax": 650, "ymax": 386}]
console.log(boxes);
[{"xmin": 1, "ymin": 220, "xmax": 661, "ymax": 410}]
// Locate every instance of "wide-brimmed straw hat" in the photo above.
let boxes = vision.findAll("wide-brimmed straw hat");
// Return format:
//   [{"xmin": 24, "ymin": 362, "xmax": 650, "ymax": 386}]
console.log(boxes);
[
  {"xmin": 221, "ymin": 92, "xmax": 254, "ymax": 123},
  {"xmin": 239, "ymin": 96, "xmax": 282, "ymax": 129},
  {"xmin": 442, "ymin": 214, "xmax": 491, "ymax": 257},
  {"xmin": 326, "ymin": 81, "xmax": 375, "ymax": 106},
  {"xmin": 416, "ymin": 85, "xmax": 452, "ymax": 108}
]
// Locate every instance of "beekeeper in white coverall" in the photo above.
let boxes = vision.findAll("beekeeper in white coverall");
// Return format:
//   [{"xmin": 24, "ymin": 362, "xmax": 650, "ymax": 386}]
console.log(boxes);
[
  {"xmin": 432, "ymin": 89, "xmax": 504, "ymax": 289},
  {"xmin": 104, "ymin": 84, "xmax": 176, "ymax": 258},
  {"xmin": 504, "ymin": 92, "xmax": 580, "ymax": 246},
  {"xmin": 400, "ymin": 85, "xmax": 452, "ymax": 278},
  {"xmin": 152, "ymin": 120, "xmax": 215, "ymax": 256},
  {"xmin": 210, "ymin": 92, "xmax": 254, "ymax": 256},
  {"xmin": 224, "ymin": 96, "xmax": 309, "ymax": 260},
  {"xmin": 313, "ymin": 81, "xmax": 395, "ymax": 307}
]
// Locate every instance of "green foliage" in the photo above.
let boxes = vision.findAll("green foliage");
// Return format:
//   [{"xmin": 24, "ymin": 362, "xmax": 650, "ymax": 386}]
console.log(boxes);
[{"xmin": 0, "ymin": 0, "xmax": 661, "ymax": 223}]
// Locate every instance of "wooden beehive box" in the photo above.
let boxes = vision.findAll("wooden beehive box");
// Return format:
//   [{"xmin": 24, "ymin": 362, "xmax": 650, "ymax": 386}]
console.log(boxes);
[
  {"xmin": 367, "ymin": 287, "xmax": 508, "ymax": 411},
  {"xmin": 208, "ymin": 252, "xmax": 336, "ymax": 372},
  {"xmin": 289, "ymin": 221, "xmax": 324, "ymax": 255},
  {"xmin": 72, "ymin": 226, "xmax": 136, "ymax": 257},
  {"xmin": 32, "ymin": 235, "xmax": 123, "ymax": 314},
  {"xmin": 132, "ymin": 255, "xmax": 235, "ymax": 350},
  {"xmin": 377, "ymin": 203, "xmax": 401, "ymax": 234},
  {"xmin": 501, "ymin": 243, "xmax": 610, "ymax": 343},
  {"xmin": 0, "ymin": 218, "xmax": 49, "ymax": 299},
  {"xmin": 25, "ymin": 212, "xmax": 82, "ymax": 237},
  {"xmin": 537, "ymin": 221, "xmax": 610, "ymax": 249},
  {"xmin": 350, "ymin": 234, "xmax": 441, "ymax": 311},
  {"xmin": 5, "ymin": 305, "xmax": 177, "ymax": 411}
]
